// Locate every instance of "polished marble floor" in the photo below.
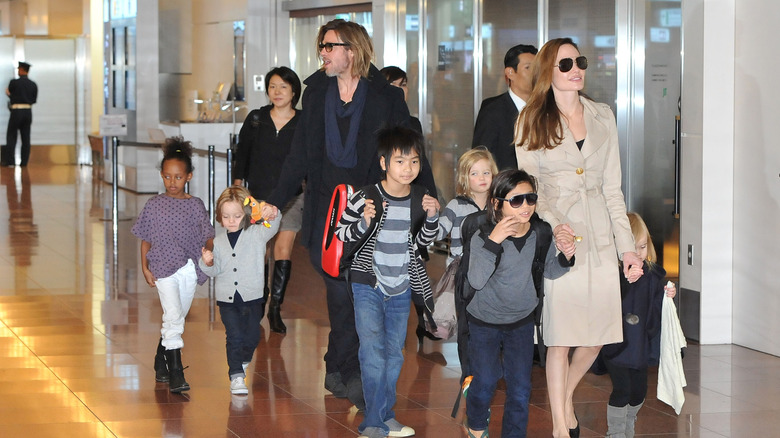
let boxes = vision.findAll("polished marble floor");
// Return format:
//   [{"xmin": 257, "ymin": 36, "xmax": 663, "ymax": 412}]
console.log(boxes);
[{"xmin": 2, "ymin": 163, "xmax": 780, "ymax": 437}]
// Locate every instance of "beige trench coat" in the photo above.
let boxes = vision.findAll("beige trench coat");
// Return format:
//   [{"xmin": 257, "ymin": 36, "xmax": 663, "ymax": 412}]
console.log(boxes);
[{"xmin": 516, "ymin": 97, "xmax": 635, "ymax": 347}]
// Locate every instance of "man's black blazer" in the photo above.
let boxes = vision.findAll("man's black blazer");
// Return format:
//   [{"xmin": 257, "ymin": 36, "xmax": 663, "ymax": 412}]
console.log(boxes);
[{"xmin": 472, "ymin": 91, "xmax": 520, "ymax": 170}]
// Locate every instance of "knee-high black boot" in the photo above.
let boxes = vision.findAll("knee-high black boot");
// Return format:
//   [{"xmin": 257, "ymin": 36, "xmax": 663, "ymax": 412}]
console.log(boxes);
[
  {"xmin": 258, "ymin": 261, "xmax": 269, "ymax": 322},
  {"xmin": 268, "ymin": 260, "xmax": 291, "ymax": 333},
  {"xmin": 154, "ymin": 338, "xmax": 169, "ymax": 382},
  {"xmin": 165, "ymin": 349, "xmax": 190, "ymax": 393}
]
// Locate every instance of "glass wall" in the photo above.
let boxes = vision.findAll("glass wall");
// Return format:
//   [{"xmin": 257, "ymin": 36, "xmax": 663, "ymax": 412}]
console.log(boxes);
[
  {"xmin": 549, "ymin": 0, "xmax": 617, "ymax": 113},
  {"xmin": 424, "ymin": 0, "xmax": 476, "ymax": 199},
  {"xmin": 405, "ymin": 0, "xmax": 420, "ymax": 120},
  {"xmin": 285, "ymin": 2, "xmax": 679, "ymax": 276},
  {"xmin": 480, "ymin": 1, "xmax": 538, "ymax": 102}
]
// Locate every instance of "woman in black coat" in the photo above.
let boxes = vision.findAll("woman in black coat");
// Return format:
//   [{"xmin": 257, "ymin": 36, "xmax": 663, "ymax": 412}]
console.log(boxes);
[{"xmin": 233, "ymin": 66, "xmax": 302, "ymax": 334}]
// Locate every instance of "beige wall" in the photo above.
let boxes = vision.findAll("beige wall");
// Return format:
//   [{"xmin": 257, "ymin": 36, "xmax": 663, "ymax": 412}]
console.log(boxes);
[
  {"xmin": 49, "ymin": 0, "xmax": 84, "ymax": 35},
  {"xmin": 1, "ymin": 0, "xmax": 84, "ymax": 35}
]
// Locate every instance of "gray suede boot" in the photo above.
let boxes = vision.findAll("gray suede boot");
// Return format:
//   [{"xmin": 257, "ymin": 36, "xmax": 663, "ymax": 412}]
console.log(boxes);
[
  {"xmin": 625, "ymin": 401, "xmax": 644, "ymax": 438},
  {"xmin": 605, "ymin": 404, "xmax": 628, "ymax": 438}
]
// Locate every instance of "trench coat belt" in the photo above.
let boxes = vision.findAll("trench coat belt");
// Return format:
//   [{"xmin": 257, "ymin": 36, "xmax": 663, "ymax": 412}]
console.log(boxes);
[
  {"xmin": 10, "ymin": 104, "xmax": 32, "ymax": 109},
  {"xmin": 557, "ymin": 186, "xmax": 604, "ymax": 267}
]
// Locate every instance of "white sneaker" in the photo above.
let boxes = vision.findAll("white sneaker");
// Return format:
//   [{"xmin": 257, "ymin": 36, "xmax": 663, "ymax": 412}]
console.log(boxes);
[
  {"xmin": 230, "ymin": 376, "xmax": 248, "ymax": 395},
  {"xmin": 386, "ymin": 418, "xmax": 415, "ymax": 437}
]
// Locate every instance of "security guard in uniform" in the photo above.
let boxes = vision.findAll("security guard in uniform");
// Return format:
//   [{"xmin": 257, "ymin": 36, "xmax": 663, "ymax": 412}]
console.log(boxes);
[{"xmin": 3, "ymin": 62, "xmax": 38, "ymax": 167}]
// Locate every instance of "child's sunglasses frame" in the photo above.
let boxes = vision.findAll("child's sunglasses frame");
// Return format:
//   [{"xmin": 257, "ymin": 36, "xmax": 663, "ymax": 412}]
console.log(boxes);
[
  {"xmin": 495, "ymin": 193, "xmax": 538, "ymax": 208},
  {"xmin": 556, "ymin": 56, "xmax": 588, "ymax": 73}
]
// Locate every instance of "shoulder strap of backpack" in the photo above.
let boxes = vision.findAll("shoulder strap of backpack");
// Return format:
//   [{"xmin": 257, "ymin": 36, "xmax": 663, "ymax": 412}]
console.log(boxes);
[
  {"xmin": 341, "ymin": 184, "xmax": 383, "ymax": 266},
  {"xmin": 530, "ymin": 213, "xmax": 553, "ymax": 367},
  {"xmin": 409, "ymin": 184, "xmax": 427, "ymax": 237},
  {"xmin": 531, "ymin": 214, "xmax": 553, "ymax": 300}
]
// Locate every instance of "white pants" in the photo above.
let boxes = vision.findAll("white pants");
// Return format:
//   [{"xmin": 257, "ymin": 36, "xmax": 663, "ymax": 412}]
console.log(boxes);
[{"xmin": 156, "ymin": 259, "xmax": 197, "ymax": 349}]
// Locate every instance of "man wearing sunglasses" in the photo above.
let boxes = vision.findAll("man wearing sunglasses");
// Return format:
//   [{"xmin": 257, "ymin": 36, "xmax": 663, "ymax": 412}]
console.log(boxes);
[
  {"xmin": 472, "ymin": 44, "xmax": 538, "ymax": 171},
  {"xmin": 265, "ymin": 19, "xmax": 436, "ymax": 418}
]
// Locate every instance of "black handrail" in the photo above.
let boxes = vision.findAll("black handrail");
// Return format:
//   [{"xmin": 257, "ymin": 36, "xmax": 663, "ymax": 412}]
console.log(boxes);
[{"xmin": 674, "ymin": 115, "xmax": 681, "ymax": 218}]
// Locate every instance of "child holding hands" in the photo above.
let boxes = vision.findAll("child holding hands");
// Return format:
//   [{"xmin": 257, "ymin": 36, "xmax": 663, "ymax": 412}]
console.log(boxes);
[
  {"xmin": 199, "ymin": 186, "xmax": 280, "ymax": 395},
  {"xmin": 335, "ymin": 126, "xmax": 440, "ymax": 438},
  {"xmin": 131, "ymin": 137, "xmax": 215, "ymax": 393},
  {"xmin": 602, "ymin": 212, "xmax": 676, "ymax": 438},
  {"xmin": 464, "ymin": 169, "xmax": 575, "ymax": 438}
]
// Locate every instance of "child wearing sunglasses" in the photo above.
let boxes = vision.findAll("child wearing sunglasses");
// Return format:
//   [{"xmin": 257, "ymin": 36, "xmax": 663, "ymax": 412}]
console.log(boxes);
[{"xmin": 463, "ymin": 169, "xmax": 575, "ymax": 438}]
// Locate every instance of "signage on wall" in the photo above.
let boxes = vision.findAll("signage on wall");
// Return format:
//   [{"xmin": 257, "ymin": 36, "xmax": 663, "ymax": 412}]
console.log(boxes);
[{"xmin": 99, "ymin": 114, "xmax": 128, "ymax": 137}]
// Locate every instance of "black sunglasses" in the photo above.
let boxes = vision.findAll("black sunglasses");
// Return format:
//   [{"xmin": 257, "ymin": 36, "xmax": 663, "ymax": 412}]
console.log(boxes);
[
  {"xmin": 495, "ymin": 193, "xmax": 538, "ymax": 208},
  {"xmin": 555, "ymin": 56, "xmax": 588, "ymax": 73},
  {"xmin": 319, "ymin": 42, "xmax": 350, "ymax": 52}
]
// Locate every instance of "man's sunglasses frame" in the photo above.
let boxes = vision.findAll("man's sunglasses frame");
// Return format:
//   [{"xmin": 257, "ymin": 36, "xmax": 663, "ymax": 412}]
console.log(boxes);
[{"xmin": 319, "ymin": 42, "xmax": 350, "ymax": 52}]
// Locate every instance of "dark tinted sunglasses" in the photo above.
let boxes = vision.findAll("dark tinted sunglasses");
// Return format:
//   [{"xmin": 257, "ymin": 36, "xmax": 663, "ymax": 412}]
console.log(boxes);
[
  {"xmin": 556, "ymin": 56, "xmax": 588, "ymax": 73},
  {"xmin": 496, "ymin": 193, "xmax": 538, "ymax": 208},
  {"xmin": 319, "ymin": 42, "xmax": 350, "ymax": 52}
]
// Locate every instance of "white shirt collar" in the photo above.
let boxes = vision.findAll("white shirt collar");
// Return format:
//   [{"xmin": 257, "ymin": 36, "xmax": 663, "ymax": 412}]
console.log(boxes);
[{"xmin": 508, "ymin": 88, "xmax": 527, "ymax": 112}]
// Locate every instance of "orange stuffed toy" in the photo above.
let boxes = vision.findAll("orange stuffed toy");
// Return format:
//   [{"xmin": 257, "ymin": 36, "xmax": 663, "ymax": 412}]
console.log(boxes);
[{"xmin": 243, "ymin": 196, "xmax": 271, "ymax": 227}]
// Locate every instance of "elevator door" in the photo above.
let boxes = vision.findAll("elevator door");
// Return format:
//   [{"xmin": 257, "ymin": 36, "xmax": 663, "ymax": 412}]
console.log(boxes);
[
  {"xmin": 24, "ymin": 39, "xmax": 77, "ymax": 145},
  {"xmin": 624, "ymin": 2, "xmax": 682, "ymax": 278}
]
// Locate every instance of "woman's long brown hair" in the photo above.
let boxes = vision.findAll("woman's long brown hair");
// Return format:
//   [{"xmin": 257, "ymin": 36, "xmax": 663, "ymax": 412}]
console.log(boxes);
[{"xmin": 514, "ymin": 37, "xmax": 588, "ymax": 151}]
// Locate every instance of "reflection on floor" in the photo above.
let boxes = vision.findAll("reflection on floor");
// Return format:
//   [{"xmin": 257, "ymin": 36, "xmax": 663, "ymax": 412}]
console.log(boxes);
[{"xmin": 2, "ymin": 163, "xmax": 780, "ymax": 437}]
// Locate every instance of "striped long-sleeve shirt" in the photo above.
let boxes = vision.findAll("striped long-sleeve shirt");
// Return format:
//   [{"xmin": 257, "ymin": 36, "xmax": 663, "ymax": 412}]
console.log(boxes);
[
  {"xmin": 335, "ymin": 183, "xmax": 439, "ymax": 312},
  {"xmin": 436, "ymin": 196, "xmax": 482, "ymax": 267}
]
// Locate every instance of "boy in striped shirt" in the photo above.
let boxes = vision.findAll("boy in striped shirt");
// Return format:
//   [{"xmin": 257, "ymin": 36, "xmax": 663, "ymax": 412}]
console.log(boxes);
[{"xmin": 335, "ymin": 126, "xmax": 439, "ymax": 438}]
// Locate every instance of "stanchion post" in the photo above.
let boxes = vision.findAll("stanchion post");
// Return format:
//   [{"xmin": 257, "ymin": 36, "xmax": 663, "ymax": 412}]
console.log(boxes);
[
  {"xmin": 112, "ymin": 136, "xmax": 119, "ymax": 233},
  {"xmin": 207, "ymin": 145, "xmax": 217, "ymax": 323},
  {"xmin": 208, "ymin": 145, "xmax": 216, "ymax": 226},
  {"xmin": 226, "ymin": 146, "xmax": 233, "ymax": 186},
  {"xmin": 112, "ymin": 136, "xmax": 120, "ymax": 294}
]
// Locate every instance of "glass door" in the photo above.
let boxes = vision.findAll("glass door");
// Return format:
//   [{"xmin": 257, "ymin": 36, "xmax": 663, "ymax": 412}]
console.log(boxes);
[{"xmin": 424, "ymin": 0, "xmax": 476, "ymax": 199}]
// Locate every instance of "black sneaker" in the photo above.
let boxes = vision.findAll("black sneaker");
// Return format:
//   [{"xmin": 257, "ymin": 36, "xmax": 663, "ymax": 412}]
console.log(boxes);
[
  {"xmin": 346, "ymin": 375, "xmax": 365, "ymax": 411},
  {"xmin": 324, "ymin": 372, "xmax": 347, "ymax": 398}
]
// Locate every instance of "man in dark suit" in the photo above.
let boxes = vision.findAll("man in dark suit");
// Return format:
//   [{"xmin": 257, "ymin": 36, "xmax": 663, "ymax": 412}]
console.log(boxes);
[
  {"xmin": 3, "ymin": 62, "xmax": 38, "ymax": 167},
  {"xmin": 472, "ymin": 44, "xmax": 537, "ymax": 170},
  {"xmin": 265, "ymin": 19, "xmax": 437, "ymax": 415}
]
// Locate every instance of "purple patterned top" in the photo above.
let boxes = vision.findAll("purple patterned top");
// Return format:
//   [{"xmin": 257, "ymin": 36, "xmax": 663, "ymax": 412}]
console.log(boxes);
[{"xmin": 131, "ymin": 194, "xmax": 215, "ymax": 284}]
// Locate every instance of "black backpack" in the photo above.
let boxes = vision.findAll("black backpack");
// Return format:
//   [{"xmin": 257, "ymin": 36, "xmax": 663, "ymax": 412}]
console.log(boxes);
[{"xmin": 450, "ymin": 210, "xmax": 553, "ymax": 417}]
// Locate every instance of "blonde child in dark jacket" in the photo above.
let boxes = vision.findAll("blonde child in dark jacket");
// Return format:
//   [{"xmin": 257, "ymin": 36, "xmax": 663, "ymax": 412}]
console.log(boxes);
[
  {"xmin": 199, "ymin": 186, "xmax": 279, "ymax": 395},
  {"xmin": 601, "ymin": 212, "xmax": 676, "ymax": 438}
]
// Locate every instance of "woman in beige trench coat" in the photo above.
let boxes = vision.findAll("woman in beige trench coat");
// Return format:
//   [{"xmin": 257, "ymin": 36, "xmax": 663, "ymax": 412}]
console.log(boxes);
[{"xmin": 514, "ymin": 38, "xmax": 643, "ymax": 438}]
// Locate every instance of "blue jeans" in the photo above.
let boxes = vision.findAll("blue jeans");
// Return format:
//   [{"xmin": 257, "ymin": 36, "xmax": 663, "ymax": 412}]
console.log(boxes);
[
  {"xmin": 219, "ymin": 298, "xmax": 264, "ymax": 379},
  {"xmin": 466, "ymin": 318, "xmax": 534, "ymax": 437},
  {"xmin": 352, "ymin": 282, "xmax": 411, "ymax": 435}
]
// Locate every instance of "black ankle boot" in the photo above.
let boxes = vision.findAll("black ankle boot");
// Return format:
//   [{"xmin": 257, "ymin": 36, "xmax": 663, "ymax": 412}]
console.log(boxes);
[
  {"xmin": 165, "ymin": 348, "xmax": 190, "ymax": 393},
  {"xmin": 154, "ymin": 338, "xmax": 169, "ymax": 382},
  {"xmin": 268, "ymin": 260, "xmax": 291, "ymax": 333}
]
